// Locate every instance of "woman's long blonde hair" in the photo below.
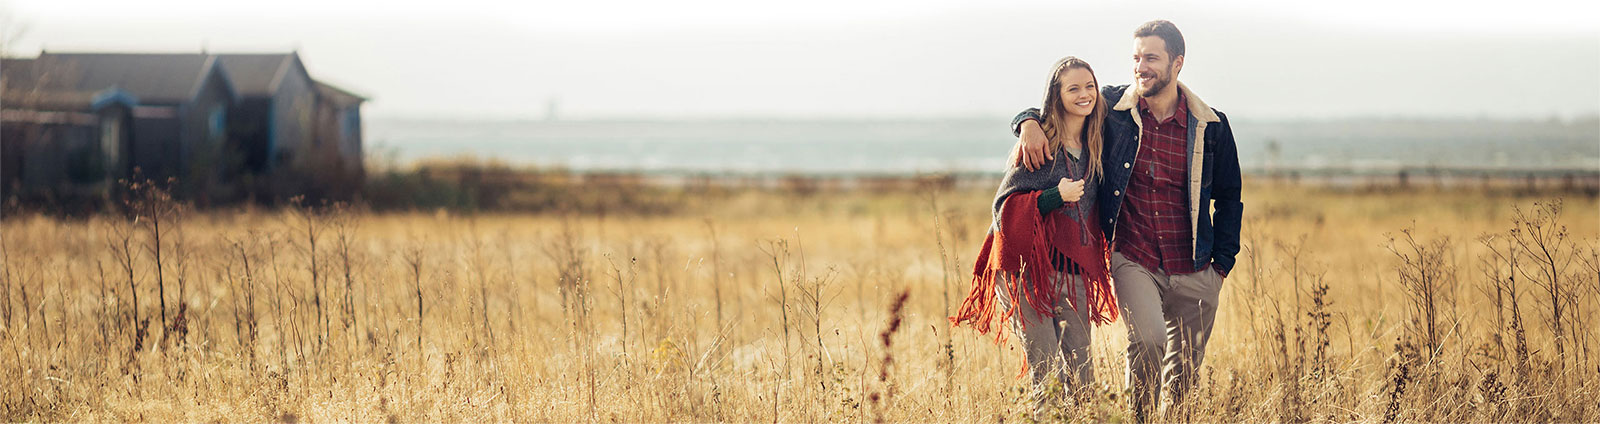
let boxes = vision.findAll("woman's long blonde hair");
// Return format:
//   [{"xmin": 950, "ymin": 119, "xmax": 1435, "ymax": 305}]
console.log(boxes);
[{"xmin": 1038, "ymin": 56, "xmax": 1105, "ymax": 182}]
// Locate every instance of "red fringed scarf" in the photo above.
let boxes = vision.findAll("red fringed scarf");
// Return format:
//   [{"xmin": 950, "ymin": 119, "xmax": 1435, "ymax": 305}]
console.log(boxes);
[{"xmin": 949, "ymin": 190, "xmax": 1116, "ymax": 344}]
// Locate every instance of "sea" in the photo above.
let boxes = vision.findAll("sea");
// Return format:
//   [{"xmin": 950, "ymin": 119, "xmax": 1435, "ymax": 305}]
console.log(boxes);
[{"xmin": 367, "ymin": 117, "xmax": 1600, "ymax": 176}]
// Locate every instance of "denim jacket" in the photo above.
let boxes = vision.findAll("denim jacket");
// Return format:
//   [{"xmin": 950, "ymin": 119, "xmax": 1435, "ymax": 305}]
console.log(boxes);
[{"xmin": 1013, "ymin": 82, "xmax": 1243, "ymax": 274}]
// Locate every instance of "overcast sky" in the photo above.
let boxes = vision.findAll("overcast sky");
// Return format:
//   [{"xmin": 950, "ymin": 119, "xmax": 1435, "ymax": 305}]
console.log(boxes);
[{"xmin": 3, "ymin": 0, "xmax": 1598, "ymax": 121}]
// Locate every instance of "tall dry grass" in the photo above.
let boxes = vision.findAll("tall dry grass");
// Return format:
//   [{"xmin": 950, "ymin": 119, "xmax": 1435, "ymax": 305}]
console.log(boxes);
[{"xmin": 0, "ymin": 181, "xmax": 1596, "ymax": 422}]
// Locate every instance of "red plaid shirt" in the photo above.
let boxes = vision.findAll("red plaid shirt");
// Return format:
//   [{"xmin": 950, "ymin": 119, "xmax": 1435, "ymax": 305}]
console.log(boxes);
[{"xmin": 1114, "ymin": 92, "xmax": 1209, "ymax": 275}]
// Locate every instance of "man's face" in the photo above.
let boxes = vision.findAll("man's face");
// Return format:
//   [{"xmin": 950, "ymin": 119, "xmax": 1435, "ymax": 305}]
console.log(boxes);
[{"xmin": 1133, "ymin": 36, "xmax": 1182, "ymax": 97}]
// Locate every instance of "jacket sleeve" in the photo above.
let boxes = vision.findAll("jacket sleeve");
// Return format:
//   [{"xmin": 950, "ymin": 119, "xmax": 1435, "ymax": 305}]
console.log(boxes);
[
  {"xmin": 1209, "ymin": 111, "xmax": 1244, "ymax": 274},
  {"xmin": 1010, "ymin": 108, "xmax": 1042, "ymax": 137}
]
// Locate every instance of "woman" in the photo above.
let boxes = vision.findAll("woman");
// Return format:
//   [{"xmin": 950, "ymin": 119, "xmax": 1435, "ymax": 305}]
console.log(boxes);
[{"xmin": 951, "ymin": 57, "xmax": 1116, "ymax": 397}]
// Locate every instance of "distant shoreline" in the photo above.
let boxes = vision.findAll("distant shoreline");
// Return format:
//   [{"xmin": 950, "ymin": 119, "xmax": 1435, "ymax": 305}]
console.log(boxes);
[
  {"xmin": 385, "ymin": 158, "xmax": 1600, "ymax": 194},
  {"xmin": 365, "ymin": 117, "xmax": 1600, "ymax": 176}
]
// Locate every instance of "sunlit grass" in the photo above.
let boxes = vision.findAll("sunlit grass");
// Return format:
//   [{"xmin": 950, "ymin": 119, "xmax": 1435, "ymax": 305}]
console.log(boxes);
[{"xmin": 0, "ymin": 180, "xmax": 1596, "ymax": 422}]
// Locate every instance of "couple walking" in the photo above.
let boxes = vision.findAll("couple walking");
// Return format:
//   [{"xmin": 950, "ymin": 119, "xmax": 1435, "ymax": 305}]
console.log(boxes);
[{"xmin": 951, "ymin": 20, "xmax": 1244, "ymax": 420}]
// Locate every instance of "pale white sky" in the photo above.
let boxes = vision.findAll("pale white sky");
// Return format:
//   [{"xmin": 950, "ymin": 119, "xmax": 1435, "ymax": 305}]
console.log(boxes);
[{"xmin": 4, "ymin": 0, "xmax": 1598, "ymax": 120}]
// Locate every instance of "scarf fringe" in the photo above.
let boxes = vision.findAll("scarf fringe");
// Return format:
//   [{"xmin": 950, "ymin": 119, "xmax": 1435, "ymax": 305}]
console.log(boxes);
[
  {"xmin": 1061, "ymin": 243, "xmax": 1118, "ymax": 326},
  {"xmin": 949, "ymin": 196, "xmax": 1053, "ymax": 345},
  {"xmin": 950, "ymin": 193, "xmax": 1119, "ymax": 350},
  {"xmin": 949, "ymin": 252, "xmax": 1118, "ymax": 343}
]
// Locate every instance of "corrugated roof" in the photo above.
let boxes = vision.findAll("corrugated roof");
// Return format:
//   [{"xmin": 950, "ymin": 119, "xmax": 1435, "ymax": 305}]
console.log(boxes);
[
  {"xmin": 14, "ymin": 52, "xmax": 363, "ymax": 107},
  {"xmin": 314, "ymin": 80, "xmax": 367, "ymax": 107},
  {"xmin": 34, "ymin": 52, "xmax": 224, "ymax": 104},
  {"xmin": 2, "ymin": 58, "xmax": 57, "ymax": 92},
  {"xmin": 1, "ymin": 57, "xmax": 37, "ymax": 81},
  {"xmin": 215, "ymin": 53, "xmax": 303, "ymax": 97},
  {"xmin": 2, "ymin": 57, "xmax": 127, "ymax": 110}
]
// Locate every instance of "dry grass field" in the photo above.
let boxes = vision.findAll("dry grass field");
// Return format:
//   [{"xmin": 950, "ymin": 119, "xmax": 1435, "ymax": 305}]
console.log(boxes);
[{"xmin": 1, "ymin": 180, "xmax": 1597, "ymax": 422}]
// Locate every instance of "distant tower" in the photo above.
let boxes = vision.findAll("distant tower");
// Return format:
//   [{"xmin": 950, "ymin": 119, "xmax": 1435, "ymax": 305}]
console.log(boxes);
[
  {"xmin": 1265, "ymin": 138, "xmax": 1282, "ymax": 179},
  {"xmin": 545, "ymin": 97, "xmax": 560, "ymax": 122}
]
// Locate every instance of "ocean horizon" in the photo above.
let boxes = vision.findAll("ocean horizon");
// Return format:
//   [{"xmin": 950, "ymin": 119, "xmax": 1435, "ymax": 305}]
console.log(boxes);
[{"xmin": 366, "ymin": 116, "xmax": 1600, "ymax": 176}]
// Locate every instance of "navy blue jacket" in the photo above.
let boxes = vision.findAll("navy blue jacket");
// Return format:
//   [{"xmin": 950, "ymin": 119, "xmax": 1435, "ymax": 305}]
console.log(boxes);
[{"xmin": 1013, "ymin": 82, "xmax": 1243, "ymax": 274}]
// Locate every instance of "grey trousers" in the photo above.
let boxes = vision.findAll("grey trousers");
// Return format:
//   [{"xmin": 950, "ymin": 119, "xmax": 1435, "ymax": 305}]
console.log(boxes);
[
  {"xmin": 1110, "ymin": 251, "xmax": 1225, "ymax": 415},
  {"xmin": 995, "ymin": 271, "xmax": 1095, "ymax": 394}
]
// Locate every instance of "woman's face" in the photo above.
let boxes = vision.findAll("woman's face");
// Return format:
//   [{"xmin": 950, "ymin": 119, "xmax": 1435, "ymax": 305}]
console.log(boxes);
[{"xmin": 1056, "ymin": 67, "xmax": 1098, "ymax": 118}]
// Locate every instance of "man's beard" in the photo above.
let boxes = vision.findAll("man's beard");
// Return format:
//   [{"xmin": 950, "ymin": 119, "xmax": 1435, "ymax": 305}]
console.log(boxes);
[{"xmin": 1139, "ymin": 65, "xmax": 1173, "ymax": 97}]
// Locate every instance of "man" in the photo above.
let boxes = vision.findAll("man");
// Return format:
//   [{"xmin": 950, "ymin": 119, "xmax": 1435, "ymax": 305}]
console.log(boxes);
[{"xmin": 1008, "ymin": 20, "xmax": 1243, "ymax": 419}]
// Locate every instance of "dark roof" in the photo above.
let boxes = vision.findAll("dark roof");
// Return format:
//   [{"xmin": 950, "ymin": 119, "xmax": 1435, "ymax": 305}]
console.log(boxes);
[
  {"xmin": 14, "ymin": 52, "xmax": 365, "ymax": 108},
  {"xmin": 2, "ymin": 58, "xmax": 57, "ymax": 91},
  {"xmin": 215, "ymin": 53, "xmax": 312, "ymax": 98},
  {"xmin": 33, "ymin": 52, "xmax": 230, "ymax": 104},
  {"xmin": 2, "ymin": 57, "xmax": 140, "ymax": 111},
  {"xmin": 1, "ymin": 57, "xmax": 36, "ymax": 79},
  {"xmin": 314, "ymin": 80, "xmax": 367, "ymax": 107}
]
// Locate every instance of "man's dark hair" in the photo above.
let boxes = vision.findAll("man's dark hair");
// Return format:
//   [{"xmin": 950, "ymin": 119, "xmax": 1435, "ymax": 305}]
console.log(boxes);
[{"xmin": 1134, "ymin": 20, "xmax": 1185, "ymax": 58}]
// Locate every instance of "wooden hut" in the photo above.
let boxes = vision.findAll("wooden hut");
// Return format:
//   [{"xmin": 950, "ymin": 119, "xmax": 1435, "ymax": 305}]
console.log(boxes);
[
  {"xmin": 214, "ymin": 53, "xmax": 316, "ymax": 175},
  {"xmin": 33, "ymin": 52, "xmax": 237, "ymax": 187},
  {"xmin": 4, "ymin": 50, "xmax": 367, "ymax": 205},
  {"xmin": 2, "ymin": 57, "xmax": 138, "ymax": 203},
  {"xmin": 311, "ymin": 80, "xmax": 367, "ymax": 199}
]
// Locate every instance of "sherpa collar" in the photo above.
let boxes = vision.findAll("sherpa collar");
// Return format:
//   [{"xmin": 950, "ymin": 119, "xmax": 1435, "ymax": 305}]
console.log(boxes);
[{"xmin": 1113, "ymin": 81, "xmax": 1219, "ymax": 123}]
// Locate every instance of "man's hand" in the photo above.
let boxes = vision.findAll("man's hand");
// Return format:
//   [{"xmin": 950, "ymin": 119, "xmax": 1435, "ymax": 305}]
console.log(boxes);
[
  {"xmin": 1011, "ymin": 119, "xmax": 1051, "ymax": 171},
  {"xmin": 1057, "ymin": 178, "xmax": 1084, "ymax": 202}
]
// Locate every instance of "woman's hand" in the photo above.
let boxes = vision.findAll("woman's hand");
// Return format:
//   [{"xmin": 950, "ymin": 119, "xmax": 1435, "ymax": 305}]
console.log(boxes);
[{"xmin": 1058, "ymin": 178, "xmax": 1084, "ymax": 202}]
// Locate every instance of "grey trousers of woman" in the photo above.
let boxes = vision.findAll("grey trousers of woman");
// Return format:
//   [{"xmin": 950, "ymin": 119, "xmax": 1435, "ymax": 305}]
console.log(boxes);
[{"xmin": 995, "ymin": 271, "xmax": 1095, "ymax": 393}]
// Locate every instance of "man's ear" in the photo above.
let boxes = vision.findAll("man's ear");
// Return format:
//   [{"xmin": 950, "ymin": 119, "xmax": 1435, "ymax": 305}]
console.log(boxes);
[{"xmin": 1172, "ymin": 55, "xmax": 1184, "ymax": 77}]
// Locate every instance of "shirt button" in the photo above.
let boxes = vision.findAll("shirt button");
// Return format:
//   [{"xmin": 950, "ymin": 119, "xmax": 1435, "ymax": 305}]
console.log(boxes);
[
  {"xmin": 1113, "ymin": 190, "xmax": 1120, "ymax": 196},
  {"xmin": 1124, "ymin": 162, "xmax": 1131, "ymax": 168}
]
